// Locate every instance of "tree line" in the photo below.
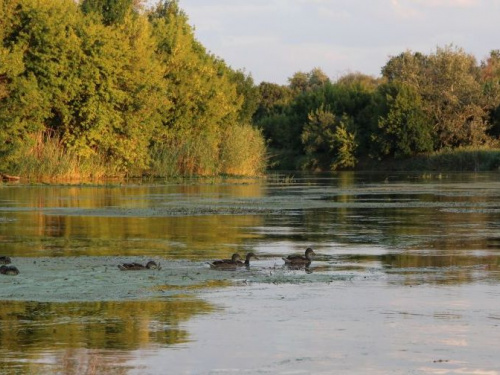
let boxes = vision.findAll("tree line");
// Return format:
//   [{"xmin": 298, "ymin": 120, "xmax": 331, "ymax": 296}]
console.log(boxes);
[
  {"xmin": 1, "ymin": 0, "xmax": 500, "ymax": 178},
  {"xmin": 0, "ymin": 0, "xmax": 264, "ymax": 178},
  {"xmin": 255, "ymin": 47, "xmax": 500, "ymax": 170}
]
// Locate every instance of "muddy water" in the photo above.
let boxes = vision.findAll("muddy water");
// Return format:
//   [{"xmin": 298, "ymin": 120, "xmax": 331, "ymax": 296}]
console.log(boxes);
[{"xmin": 0, "ymin": 173, "xmax": 500, "ymax": 374}]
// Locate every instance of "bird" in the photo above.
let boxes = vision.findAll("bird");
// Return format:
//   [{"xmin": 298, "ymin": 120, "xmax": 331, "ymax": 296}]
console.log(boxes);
[
  {"xmin": 282, "ymin": 247, "xmax": 316, "ymax": 267},
  {"xmin": 118, "ymin": 260, "xmax": 161, "ymax": 271},
  {"xmin": 0, "ymin": 256, "xmax": 12, "ymax": 265},
  {"xmin": 236, "ymin": 252, "xmax": 259, "ymax": 267},
  {"xmin": 0, "ymin": 265, "xmax": 19, "ymax": 275},
  {"xmin": 209, "ymin": 253, "xmax": 242, "ymax": 269}
]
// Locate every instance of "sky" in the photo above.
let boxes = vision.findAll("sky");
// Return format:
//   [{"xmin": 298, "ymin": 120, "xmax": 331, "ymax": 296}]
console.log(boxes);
[{"xmin": 156, "ymin": 0, "xmax": 500, "ymax": 85}]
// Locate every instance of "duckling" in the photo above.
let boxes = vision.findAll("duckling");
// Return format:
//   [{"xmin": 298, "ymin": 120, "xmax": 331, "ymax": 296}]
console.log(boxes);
[
  {"xmin": 282, "ymin": 247, "xmax": 315, "ymax": 266},
  {"xmin": 209, "ymin": 253, "xmax": 241, "ymax": 269},
  {"xmin": 0, "ymin": 256, "xmax": 11, "ymax": 265},
  {"xmin": 0, "ymin": 265, "xmax": 19, "ymax": 275},
  {"xmin": 237, "ymin": 252, "xmax": 259, "ymax": 267},
  {"xmin": 118, "ymin": 260, "xmax": 161, "ymax": 271}
]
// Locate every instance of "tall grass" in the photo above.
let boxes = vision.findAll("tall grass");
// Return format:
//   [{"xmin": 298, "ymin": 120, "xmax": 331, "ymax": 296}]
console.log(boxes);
[
  {"xmin": 148, "ymin": 130, "xmax": 220, "ymax": 177},
  {"xmin": 220, "ymin": 124, "xmax": 267, "ymax": 176},
  {"xmin": 7, "ymin": 124, "xmax": 268, "ymax": 181},
  {"xmin": 149, "ymin": 124, "xmax": 267, "ymax": 178},
  {"xmin": 12, "ymin": 136, "xmax": 112, "ymax": 181}
]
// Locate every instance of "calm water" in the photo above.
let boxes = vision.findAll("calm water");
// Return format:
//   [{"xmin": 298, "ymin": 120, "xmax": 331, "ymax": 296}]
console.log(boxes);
[{"xmin": 0, "ymin": 172, "xmax": 499, "ymax": 374}]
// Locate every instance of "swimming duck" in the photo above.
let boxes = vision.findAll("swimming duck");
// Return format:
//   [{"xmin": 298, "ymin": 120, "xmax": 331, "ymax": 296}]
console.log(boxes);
[
  {"xmin": 237, "ymin": 252, "xmax": 259, "ymax": 267},
  {"xmin": 282, "ymin": 247, "xmax": 315, "ymax": 266},
  {"xmin": 0, "ymin": 265, "xmax": 19, "ymax": 275},
  {"xmin": 118, "ymin": 260, "xmax": 161, "ymax": 271},
  {"xmin": 209, "ymin": 253, "xmax": 242, "ymax": 269},
  {"xmin": 0, "ymin": 256, "xmax": 12, "ymax": 265}
]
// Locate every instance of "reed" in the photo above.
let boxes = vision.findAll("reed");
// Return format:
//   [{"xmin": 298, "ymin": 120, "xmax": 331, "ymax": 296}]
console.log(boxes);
[
  {"xmin": 12, "ymin": 136, "xmax": 111, "ymax": 181},
  {"xmin": 7, "ymin": 124, "xmax": 268, "ymax": 181},
  {"xmin": 149, "ymin": 124, "xmax": 267, "ymax": 178},
  {"xmin": 220, "ymin": 124, "xmax": 267, "ymax": 176}
]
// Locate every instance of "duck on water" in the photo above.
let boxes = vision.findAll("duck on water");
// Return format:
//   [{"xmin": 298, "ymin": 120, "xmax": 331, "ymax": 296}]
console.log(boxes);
[
  {"xmin": 209, "ymin": 253, "xmax": 259, "ymax": 269},
  {"xmin": 118, "ymin": 260, "xmax": 161, "ymax": 271},
  {"xmin": 282, "ymin": 247, "xmax": 315, "ymax": 267},
  {"xmin": 0, "ymin": 265, "xmax": 19, "ymax": 275}
]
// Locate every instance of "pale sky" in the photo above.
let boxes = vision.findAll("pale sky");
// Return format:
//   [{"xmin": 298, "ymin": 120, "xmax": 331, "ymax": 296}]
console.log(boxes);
[{"xmin": 158, "ymin": 0, "xmax": 500, "ymax": 84}]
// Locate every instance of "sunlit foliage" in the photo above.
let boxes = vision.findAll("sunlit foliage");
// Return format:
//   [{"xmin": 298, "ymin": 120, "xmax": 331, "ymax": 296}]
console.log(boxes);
[
  {"xmin": 0, "ymin": 0, "xmax": 265, "ymax": 179},
  {"xmin": 258, "ymin": 47, "xmax": 500, "ymax": 170}
]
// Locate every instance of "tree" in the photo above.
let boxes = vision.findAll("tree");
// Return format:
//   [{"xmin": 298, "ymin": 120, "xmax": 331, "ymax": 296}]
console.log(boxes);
[
  {"xmin": 67, "ymin": 11, "xmax": 167, "ymax": 171},
  {"xmin": 301, "ymin": 106, "xmax": 357, "ymax": 170},
  {"xmin": 425, "ymin": 46, "xmax": 490, "ymax": 148},
  {"xmin": 382, "ymin": 46, "xmax": 493, "ymax": 149},
  {"xmin": 289, "ymin": 68, "xmax": 330, "ymax": 94},
  {"xmin": 481, "ymin": 50, "xmax": 500, "ymax": 138},
  {"xmin": 372, "ymin": 83, "xmax": 433, "ymax": 158},
  {"xmin": 253, "ymin": 82, "xmax": 292, "ymax": 121},
  {"xmin": 149, "ymin": 1, "xmax": 251, "ymax": 175},
  {"xmin": 0, "ymin": 0, "xmax": 81, "ymax": 169},
  {"xmin": 81, "ymin": 0, "xmax": 137, "ymax": 25},
  {"xmin": 226, "ymin": 69, "xmax": 260, "ymax": 124}
]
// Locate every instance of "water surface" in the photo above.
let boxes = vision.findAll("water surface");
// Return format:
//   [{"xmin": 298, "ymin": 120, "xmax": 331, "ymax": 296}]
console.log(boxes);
[{"xmin": 0, "ymin": 173, "xmax": 499, "ymax": 374}]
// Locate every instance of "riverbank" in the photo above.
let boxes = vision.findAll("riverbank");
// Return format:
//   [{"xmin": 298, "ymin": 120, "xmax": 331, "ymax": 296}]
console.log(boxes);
[{"xmin": 357, "ymin": 147, "xmax": 500, "ymax": 172}]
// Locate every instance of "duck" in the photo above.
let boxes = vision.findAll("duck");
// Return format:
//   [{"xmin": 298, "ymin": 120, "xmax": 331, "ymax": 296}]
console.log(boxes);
[
  {"xmin": 0, "ymin": 256, "xmax": 12, "ymax": 265},
  {"xmin": 282, "ymin": 247, "xmax": 316, "ymax": 266},
  {"xmin": 0, "ymin": 265, "xmax": 19, "ymax": 275},
  {"xmin": 236, "ymin": 252, "xmax": 259, "ymax": 267},
  {"xmin": 118, "ymin": 260, "xmax": 161, "ymax": 271},
  {"xmin": 209, "ymin": 253, "xmax": 242, "ymax": 269}
]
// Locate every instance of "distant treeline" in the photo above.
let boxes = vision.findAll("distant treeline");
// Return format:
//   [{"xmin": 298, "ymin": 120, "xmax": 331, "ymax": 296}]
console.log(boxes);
[
  {"xmin": 1, "ymin": 1, "xmax": 500, "ymax": 180},
  {"xmin": 255, "ymin": 47, "xmax": 500, "ymax": 171},
  {"xmin": 0, "ymin": 0, "xmax": 265, "ymax": 179}
]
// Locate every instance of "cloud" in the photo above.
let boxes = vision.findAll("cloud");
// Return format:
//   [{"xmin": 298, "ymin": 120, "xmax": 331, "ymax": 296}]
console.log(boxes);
[
  {"xmin": 391, "ymin": 0, "xmax": 478, "ymax": 19},
  {"xmin": 391, "ymin": 0, "xmax": 420, "ymax": 18},
  {"xmin": 168, "ymin": 0, "xmax": 500, "ymax": 84},
  {"xmin": 413, "ymin": 0, "xmax": 478, "ymax": 7}
]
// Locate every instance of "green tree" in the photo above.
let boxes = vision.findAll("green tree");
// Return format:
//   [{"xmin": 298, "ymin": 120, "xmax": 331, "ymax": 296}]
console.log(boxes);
[
  {"xmin": 301, "ymin": 106, "xmax": 357, "ymax": 170},
  {"xmin": 289, "ymin": 68, "xmax": 330, "ymax": 94},
  {"xmin": 0, "ymin": 0, "xmax": 266, "ymax": 178},
  {"xmin": 68, "ymin": 12, "xmax": 167, "ymax": 172},
  {"xmin": 372, "ymin": 83, "xmax": 433, "ymax": 158},
  {"xmin": 226, "ymin": 69, "xmax": 260, "ymax": 124},
  {"xmin": 0, "ymin": 0, "xmax": 80, "ymax": 169},
  {"xmin": 481, "ymin": 50, "xmax": 500, "ymax": 139},
  {"xmin": 149, "ymin": 1, "xmax": 252, "ymax": 175},
  {"xmin": 253, "ymin": 82, "xmax": 292, "ymax": 121},
  {"xmin": 382, "ymin": 46, "xmax": 493, "ymax": 149},
  {"xmin": 81, "ymin": 0, "xmax": 137, "ymax": 25}
]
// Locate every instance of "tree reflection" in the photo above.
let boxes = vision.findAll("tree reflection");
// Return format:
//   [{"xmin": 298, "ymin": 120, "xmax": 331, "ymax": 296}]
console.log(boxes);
[
  {"xmin": 0, "ymin": 182, "xmax": 265, "ymax": 259},
  {"xmin": 0, "ymin": 298, "xmax": 214, "ymax": 373}
]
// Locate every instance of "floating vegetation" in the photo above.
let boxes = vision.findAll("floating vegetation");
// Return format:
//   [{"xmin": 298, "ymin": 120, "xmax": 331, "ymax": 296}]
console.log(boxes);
[{"xmin": 0, "ymin": 256, "xmax": 371, "ymax": 302}]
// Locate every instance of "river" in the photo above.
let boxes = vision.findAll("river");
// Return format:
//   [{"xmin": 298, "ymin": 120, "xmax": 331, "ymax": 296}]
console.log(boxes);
[{"xmin": 0, "ymin": 172, "xmax": 499, "ymax": 374}]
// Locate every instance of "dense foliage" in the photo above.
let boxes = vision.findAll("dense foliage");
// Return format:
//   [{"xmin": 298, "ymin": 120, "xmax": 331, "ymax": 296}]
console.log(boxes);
[
  {"xmin": 1, "ymin": 0, "xmax": 500, "ymax": 177},
  {"xmin": 0, "ymin": 0, "xmax": 265, "ymax": 178},
  {"xmin": 255, "ymin": 47, "xmax": 500, "ymax": 170}
]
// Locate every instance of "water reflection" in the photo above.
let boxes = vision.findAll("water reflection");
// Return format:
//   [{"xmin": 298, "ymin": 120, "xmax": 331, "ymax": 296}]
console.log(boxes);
[
  {"xmin": 0, "ymin": 298, "xmax": 214, "ymax": 373},
  {"xmin": 1, "ymin": 173, "xmax": 500, "ymax": 373},
  {"xmin": 0, "ymin": 182, "xmax": 265, "ymax": 259}
]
